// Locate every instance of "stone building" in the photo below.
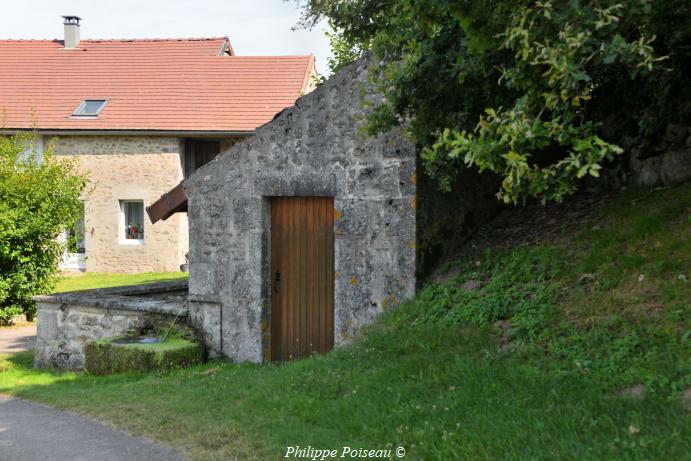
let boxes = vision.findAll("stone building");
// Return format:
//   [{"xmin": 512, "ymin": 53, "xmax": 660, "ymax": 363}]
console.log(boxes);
[
  {"xmin": 34, "ymin": 55, "xmax": 500, "ymax": 368},
  {"xmin": 0, "ymin": 16, "xmax": 316, "ymax": 272},
  {"xmin": 147, "ymin": 56, "xmax": 500, "ymax": 363}
]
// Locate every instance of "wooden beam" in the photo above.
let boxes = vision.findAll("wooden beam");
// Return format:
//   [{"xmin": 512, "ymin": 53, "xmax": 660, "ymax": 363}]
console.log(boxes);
[{"xmin": 146, "ymin": 182, "xmax": 188, "ymax": 224}]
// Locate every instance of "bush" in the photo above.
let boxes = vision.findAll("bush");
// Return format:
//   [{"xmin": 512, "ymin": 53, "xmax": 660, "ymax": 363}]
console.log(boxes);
[{"xmin": 0, "ymin": 134, "xmax": 87, "ymax": 324}]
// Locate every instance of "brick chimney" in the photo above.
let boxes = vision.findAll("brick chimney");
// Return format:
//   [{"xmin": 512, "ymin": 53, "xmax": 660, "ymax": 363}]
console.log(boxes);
[{"xmin": 62, "ymin": 15, "xmax": 81, "ymax": 49}]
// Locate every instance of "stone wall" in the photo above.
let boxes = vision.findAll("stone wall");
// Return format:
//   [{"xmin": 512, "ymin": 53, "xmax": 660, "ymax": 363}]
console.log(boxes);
[
  {"xmin": 580, "ymin": 124, "xmax": 691, "ymax": 194},
  {"xmin": 627, "ymin": 125, "xmax": 691, "ymax": 188},
  {"xmin": 185, "ymin": 58, "xmax": 417, "ymax": 362},
  {"xmin": 34, "ymin": 281, "xmax": 187, "ymax": 370},
  {"xmin": 415, "ymin": 166, "xmax": 502, "ymax": 279},
  {"xmin": 53, "ymin": 136, "xmax": 187, "ymax": 272}
]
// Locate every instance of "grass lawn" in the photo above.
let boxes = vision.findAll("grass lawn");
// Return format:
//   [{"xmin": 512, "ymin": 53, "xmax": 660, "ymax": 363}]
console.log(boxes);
[
  {"xmin": 0, "ymin": 184, "xmax": 689, "ymax": 460},
  {"xmin": 55, "ymin": 271, "xmax": 187, "ymax": 293}
]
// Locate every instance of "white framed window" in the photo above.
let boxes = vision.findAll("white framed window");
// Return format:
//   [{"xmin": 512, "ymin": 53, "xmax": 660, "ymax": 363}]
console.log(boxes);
[
  {"xmin": 72, "ymin": 99, "xmax": 108, "ymax": 116},
  {"xmin": 120, "ymin": 200, "xmax": 145, "ymax": 244}
]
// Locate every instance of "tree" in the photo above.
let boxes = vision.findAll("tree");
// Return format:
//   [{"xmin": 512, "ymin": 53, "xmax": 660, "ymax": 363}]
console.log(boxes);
[
  {"xmin": 298, "ymin": 0, "xmax": 689, "ymax": 203},
  {"xmin": 324, "ymin": 19, "xmax": 371, "ymax": 76},
  {"xmin": 0, "ymin": 134, "xmax": 87, "ymax": 324}
]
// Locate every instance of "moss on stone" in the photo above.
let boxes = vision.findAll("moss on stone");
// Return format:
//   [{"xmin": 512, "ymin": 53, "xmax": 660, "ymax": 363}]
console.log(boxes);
[
  {"xmin": 84, "ymin": 340, "xmax": 112, "ymax": 376},
  {"xmin": 85, "ymin": 336, "xmax": 202, "ymax": 376}
]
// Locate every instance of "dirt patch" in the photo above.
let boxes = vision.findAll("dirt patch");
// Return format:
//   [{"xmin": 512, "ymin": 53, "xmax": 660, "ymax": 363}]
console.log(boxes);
[
  {"xmin": 429, "ymin": 191, "xmax": 617, "ymax": 283},
  {"xmin": 683, "ymin": 387, "xmax": 691, "ymax": 411},
  {"xmin": 618, "ymin": 384, "xmax": 646, "ymax": 399}
]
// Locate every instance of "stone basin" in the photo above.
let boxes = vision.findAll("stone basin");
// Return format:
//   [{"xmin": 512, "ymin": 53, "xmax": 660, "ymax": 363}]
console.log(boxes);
[
  {"xmin": 84, "ymin": 335, "xmax": 202, "ymax": 375},
  {"xmin": 33, "ymin": 280, "xmax": 190, "ymax": 370}
]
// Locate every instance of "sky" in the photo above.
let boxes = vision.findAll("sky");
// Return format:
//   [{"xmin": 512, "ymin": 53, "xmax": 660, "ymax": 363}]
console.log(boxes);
[{"xmin": 0, "ymin": 0, "xmax": 333, "ymax": 74}]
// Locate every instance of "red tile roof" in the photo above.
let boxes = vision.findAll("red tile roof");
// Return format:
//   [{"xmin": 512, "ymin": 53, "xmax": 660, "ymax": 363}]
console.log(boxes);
[{"xmin": 0, "ymin": 37, "xmax": 314, "ymax": 132}]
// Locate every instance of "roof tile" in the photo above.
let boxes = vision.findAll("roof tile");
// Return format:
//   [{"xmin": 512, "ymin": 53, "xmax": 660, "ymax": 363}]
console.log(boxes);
[{"xmin": 0, "ymin": 37, "xmax": 314, "ymax": 132}]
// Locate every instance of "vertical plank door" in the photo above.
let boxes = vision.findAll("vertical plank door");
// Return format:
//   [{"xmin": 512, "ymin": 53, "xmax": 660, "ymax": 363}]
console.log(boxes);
[{"xmin": 271, "ymin": 197, "xmax": 334, "ymax": 362}]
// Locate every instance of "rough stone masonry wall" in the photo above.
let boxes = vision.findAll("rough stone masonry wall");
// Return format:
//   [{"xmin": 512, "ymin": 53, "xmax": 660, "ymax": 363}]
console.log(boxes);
[
  {"xmin": 627, "ymin": 124, "xmax": 691, "ymax": 188},
  {"xmin": 53, "ymin": 136, "xmax": 187, "ymax": 272},
  {"xmin": 186, "ymin": 58, "xmax": 417, "ymax": 363},
  {"xmin": 34, "ymin": 281, "xmax": 187, "ymax": 370},
  {"xmin": 35, "ymin": 303, "xmax": 159, "ymax": 369}
]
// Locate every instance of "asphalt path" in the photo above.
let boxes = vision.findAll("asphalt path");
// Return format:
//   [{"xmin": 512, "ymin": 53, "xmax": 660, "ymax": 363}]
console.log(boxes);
[
  {"xmin": 0, "ymin": 325, "xmax": 36, "ymax": 354},
  {"xmin": 0, "ymin": 395, "xmax": 188, "ymax": 461}
]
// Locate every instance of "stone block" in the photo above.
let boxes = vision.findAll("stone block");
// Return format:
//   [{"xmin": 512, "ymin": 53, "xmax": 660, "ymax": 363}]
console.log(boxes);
[
  {"xmin": 188, "ymin": 262, "xmax": 218, "ymax": 297},
  {"xmin": 232, "ymin": 196, "xmax": 262, "ymax": 232},
  {"xmin": 661, "ymin": 148, "xmax": 691, "ymax": 186},
  {"xmin": 36, "ymin": 308, "xmax": 58, "ymax": 341},
  {"xmin": 253, "ymin": 170, "xmax": 337, "ymax": 197},
  {"xmin": 334, "ymin": 199, "xmax": 368, "ymax": 236},
  {"xmin": 232, "ymin": 263, "xmax": 261, "ymax": 299},
  {"xmin": 188, "ymin": 301, "xmax": 222, "ymax": 356},
  {"xmin": 371, "ymin": 197, "xmax": 416, "ymax": 238},
  {"xmin": 397, "ymin": 159, "xmax": 416, "ymax": 196}
]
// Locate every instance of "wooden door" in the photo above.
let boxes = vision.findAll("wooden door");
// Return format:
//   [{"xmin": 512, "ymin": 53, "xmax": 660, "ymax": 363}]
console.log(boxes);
[
  {"xmin": 193, "ymin": 142, "xmax": 220, "ymax": 170},
  {"xmin": 271, "ymin": 197, "xmax": 334, "ymax": 362},
  {"xmin": 184, "ymin": 140, "xmax": 220, "ymax": 177}
]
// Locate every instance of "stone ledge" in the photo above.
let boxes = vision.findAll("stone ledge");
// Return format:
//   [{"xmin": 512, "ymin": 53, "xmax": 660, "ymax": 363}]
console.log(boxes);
[
  {"xmin": 187, "ymin": 293, "xmax": 221, "ymax": 303},
  {"xmin": 34, "ymin": 280, "xmax": 188, "ymax": 317}
]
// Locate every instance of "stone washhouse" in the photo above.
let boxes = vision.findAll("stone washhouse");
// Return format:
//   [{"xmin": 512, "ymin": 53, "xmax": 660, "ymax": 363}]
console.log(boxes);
[{"xmin": 34, "ymin": 57, "xmax": 500, "ymax": 368}]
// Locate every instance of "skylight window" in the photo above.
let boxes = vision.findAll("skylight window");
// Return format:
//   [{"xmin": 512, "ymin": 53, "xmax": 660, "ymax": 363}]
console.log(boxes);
[{"xmin": 72, "ymin": 99, "xmax": 107, "ymax": 116}]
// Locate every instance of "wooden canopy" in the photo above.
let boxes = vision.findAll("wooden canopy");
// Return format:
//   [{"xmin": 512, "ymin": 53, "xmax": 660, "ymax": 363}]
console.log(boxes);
[{"xmin": 146, "ymin": 182, "xmax": 188, "ymax": 224}]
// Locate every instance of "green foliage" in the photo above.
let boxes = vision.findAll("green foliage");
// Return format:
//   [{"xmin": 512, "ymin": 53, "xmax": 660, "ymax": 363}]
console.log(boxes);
[
  {"xmin": 0, "ymin": 134, "xmax": 87, "ymax": 324},
  {"xmin": 299, "ymin": 0, "xmax": 690, "ymax": 203},
  {"xmin": 415, "ymin": 248, "xmax": 560, "ymax": 333},
  {"xmin": 65, "ymin": 228, "xmax": 83, "ymax": 254},
  {"xmin": 415, "ymin": 183, "xmax": 690, "ymax": 392},
  {"xmin": 324, "ymin": 20, "xmax": 370, "ymax": 76}
]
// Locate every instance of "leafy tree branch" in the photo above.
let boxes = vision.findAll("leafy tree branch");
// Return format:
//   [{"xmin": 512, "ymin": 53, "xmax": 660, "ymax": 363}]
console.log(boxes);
[{"xmin": 297, "ymin": 0, "xmax": 688, "ymax": 203}]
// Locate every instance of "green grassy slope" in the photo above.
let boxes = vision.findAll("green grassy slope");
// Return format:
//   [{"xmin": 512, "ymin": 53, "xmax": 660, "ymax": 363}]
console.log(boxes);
[{"xmin": 1, "ymin": 184, "xmax": 689, "ymax": 461}]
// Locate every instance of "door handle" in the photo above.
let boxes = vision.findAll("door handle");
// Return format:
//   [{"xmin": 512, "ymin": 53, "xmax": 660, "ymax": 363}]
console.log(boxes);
[{"xmin": 274, "ymin": 270, "xmax": 281, "ymax": 293}]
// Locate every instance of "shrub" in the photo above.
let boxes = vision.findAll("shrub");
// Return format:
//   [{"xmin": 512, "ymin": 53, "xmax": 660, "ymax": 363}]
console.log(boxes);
[{"xmin": 0, "ymin": 134, "xmax": 87, "ymax": 324}]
